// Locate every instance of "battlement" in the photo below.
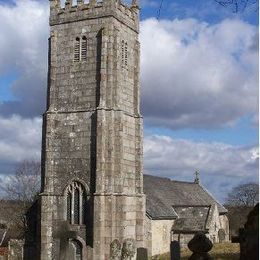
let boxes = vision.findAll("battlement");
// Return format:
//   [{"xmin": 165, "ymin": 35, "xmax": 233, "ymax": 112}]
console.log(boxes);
[{"xmin": 49, "ymin": 0, "xmax": 139, "ymax": 31}]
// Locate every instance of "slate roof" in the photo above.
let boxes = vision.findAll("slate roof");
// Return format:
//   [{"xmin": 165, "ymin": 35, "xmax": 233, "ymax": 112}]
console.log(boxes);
[
  {"xmin": 144, "ymin": 174, "xmax": 227, "ymax": 220},
  {"xmin": 173, "ymin": 206, "xmax": 211, "ymax": 232}
]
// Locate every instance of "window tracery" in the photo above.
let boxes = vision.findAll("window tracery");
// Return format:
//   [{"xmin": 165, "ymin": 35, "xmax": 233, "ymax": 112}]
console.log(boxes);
[{"xmin": 66, "ymin": 181, "xmax": 86, "ymax": 225}]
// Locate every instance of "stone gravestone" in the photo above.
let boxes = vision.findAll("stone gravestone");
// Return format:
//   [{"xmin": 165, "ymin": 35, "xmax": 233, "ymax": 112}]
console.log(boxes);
[
  {"xmin": 218, "ymin": 229, "xmax": 226, "ymax": 243},
  {"xmin": 136, "ymin": 247, "xmax": 148, "ymax": 260},
  {"xmin": 187, "ymin": 232, "xmax": 213, "ymax": 260},
  {"xmin": 170, "ymin": 240, "xmax": 180, "ymax": 260},
  {"xmin": 110, "ymin": 239, "xmax": 121, "ymax": 260},
  {"xmin": 121, "ymin": 239, "xmax": 136, "ymax": 260}
]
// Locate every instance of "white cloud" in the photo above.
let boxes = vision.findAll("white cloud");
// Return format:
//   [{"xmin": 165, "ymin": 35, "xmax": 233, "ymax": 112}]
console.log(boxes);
[
  {"xmin": 0, "ymin": 0, "xmax": 49, "ymax": 116},
  {"xmin": 0, "ymin": 115, "xmax": 42, "ymax": 165},
  {"xmin": 144, "ymin": 134, "xmax": 258, "ymax": 201},
  {"xmin": 0, "ymin": 1, "xmax": 258, "ymax": 201},
  {"xmin": 0, "ymin": 2, "xmax": 258, "ymax": 129},
  {"xmin": 140, "ymin": 18, "xmax": 258, "ymax": 129}
]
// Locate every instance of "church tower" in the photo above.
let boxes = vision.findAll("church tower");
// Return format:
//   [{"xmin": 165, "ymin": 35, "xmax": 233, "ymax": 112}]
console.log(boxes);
[{"xmin": 40, "ymin": 0, "xmax": 146, "ymax": 259}]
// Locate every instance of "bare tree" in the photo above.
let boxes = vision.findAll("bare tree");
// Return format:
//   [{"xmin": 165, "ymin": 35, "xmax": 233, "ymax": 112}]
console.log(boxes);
[
  {"xmin": 226, "ymin": 183, "xmax": 259, "ymax": 207},
  {"xmin": 214, "ymin": 0, "xmax": 258, "ymax": 13},
  {"xmin": 0, "ymin": 160, "xmax": 41, "ymax": 204},
  {"xmin": 0, "ymin": 160, "xmax": 41, "ymax": 232}
]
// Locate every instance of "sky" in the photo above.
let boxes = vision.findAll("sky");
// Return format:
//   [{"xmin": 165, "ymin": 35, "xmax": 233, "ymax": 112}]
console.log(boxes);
[{"xmin": 0, "ymin": 0, "xmax": 258, "ymax": 202}]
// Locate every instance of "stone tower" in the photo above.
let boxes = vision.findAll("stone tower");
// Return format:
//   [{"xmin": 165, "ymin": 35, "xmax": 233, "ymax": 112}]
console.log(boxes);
[{"xmin": 40, "ymin": 0, "xmax": 146, "ymax": 259}]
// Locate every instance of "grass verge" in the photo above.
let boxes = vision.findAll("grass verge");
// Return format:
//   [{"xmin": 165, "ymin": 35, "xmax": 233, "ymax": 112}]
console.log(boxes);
[{"xmin": 151, "ymin": 242, "xmax": 240, "ymax": 260}]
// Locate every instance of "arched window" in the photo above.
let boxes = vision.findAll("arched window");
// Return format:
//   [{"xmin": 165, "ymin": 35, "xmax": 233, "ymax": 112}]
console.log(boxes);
[
  {"xmin": 74, "ymin": 36, "xmax": 87, "ymax": 62},
  {"xmin": 70, "ymin": 239, "xmax": 82, "ymax": 260},
  {"xmin": 74, "ymin": 37, "xmax": 80, "ymax": 62},
  {"xmin": 66, "ymin": 182, "xmax": 87, "ymax": 225},
  {"xmin": 81, "ymin": 36, "xmax": 87, "ymax": 61}
]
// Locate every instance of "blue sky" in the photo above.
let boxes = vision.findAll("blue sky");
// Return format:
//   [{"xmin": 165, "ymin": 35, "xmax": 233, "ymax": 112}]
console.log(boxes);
[
  {"xmin": 140, "ymin": 0, "xmax": 258, "ymax": 147},
  {"xmin": 0, "ymin": 72, "xmax": 17, "ymax": 101},
  {"xmin": 0, "ymin": 0, "xmax": 258, "ymax": 202},
  {"xmin": 140, "ymin": 0, "xmax": 259, "ymax": 24}
]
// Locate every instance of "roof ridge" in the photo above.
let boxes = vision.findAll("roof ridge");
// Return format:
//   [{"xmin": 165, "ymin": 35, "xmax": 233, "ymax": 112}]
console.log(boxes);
[
  {"xmin": 198, "ymin": 184, "xmax": 227, "ymax": 213},
  {"xmin": 144, "ymin": 174, "xmax": 196, "ymax": 184},
  {"xmin": 173, "ymin": 204, "xmax": 211, "ymax": 207},
  {"xmin": 170, "ymin": 179, "xmax": 197, "ymax": 184},
  {"xmin": 144, "ymin": 174, "xmax": 171, "ymax": 181}
]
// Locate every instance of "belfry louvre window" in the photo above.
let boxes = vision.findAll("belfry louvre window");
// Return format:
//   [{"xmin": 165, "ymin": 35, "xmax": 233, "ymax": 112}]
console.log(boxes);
[
  {"xmin": 74, "ymin": 37, "xmax": 80, "ymax": 62},
  {"xmin": 66, "ymin": 182, "xmax": 86, "ymax": 225},
  {"xmin": 124, "ymin": 42, "xmax": 128, "ymax": 66},
  {"xmin": 74, "ymin": 36, "xmax": 87, "ymax": 62},
  {"xmin": 81, "ymin": 36, "xmax": 87, "ymax": 61},
  {"xmin": 121, "ymin": 40, "xmax": 128, "ymax": 68},
  {"xmin": 121, "ymin": 40, "xmax": 125, "ymax": 64}
]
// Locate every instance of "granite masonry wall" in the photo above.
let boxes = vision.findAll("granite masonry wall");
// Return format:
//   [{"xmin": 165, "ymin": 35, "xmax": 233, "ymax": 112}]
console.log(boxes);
[{"xmin": 40, "ymin": 0, "xmax": 146, "ymax": 259}]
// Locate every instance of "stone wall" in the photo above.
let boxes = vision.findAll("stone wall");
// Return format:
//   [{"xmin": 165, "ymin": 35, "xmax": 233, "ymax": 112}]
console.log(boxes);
[
  {"xmin": 147, "ymin": 205, "xmax": 230, "ymax": 256},
  {"xmin": 172, "ymin": 233, "xmax": 195, "ymax": 248},
  {"xmin": 150, "ymin": 219, "xmax": 174, "ymax": 256},
  {"xmin": 40, "ymin": 0, "xmax": 146, "ymax": 259},
  {"xmin": 207, "ymin": 204, "xmax": 221, "ymax": 243}
]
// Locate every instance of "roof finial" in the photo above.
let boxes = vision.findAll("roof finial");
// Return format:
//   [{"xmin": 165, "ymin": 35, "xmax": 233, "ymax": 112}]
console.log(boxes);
[{"xmin": 194, "ymin": 171, "xmax": 200, "ymax": 184}]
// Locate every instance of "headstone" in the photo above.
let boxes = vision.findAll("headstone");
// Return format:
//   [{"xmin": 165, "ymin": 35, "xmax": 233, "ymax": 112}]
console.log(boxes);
[
  {"xmin": 136, "ymin": 247, "xmax": 148, "ymax": 260},
  {"xmin": 110, "ymin": 239, "xmax": 121, "ymax": 260},
  {"xmin": 170, "ymin": 240, "xmax": 180, "ymax": 260},
  {"xmin": 218, "ymin": 229, "xmax": 226, "ymax": 243},
  {"xmin": 121, "ymin": 239, "xmax": 136, "ymax": 260}
]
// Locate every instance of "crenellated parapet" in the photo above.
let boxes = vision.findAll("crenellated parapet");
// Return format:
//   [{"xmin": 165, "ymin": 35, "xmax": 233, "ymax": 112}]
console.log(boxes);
[{"xmin": 49, "ymin": 0, "xmax": 139, "ymax": 32}]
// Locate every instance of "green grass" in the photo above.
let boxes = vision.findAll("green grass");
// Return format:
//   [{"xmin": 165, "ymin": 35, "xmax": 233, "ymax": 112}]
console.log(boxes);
[{"xmin": 151, "ymin": 242, "xmax": 240, "ymax": 260}]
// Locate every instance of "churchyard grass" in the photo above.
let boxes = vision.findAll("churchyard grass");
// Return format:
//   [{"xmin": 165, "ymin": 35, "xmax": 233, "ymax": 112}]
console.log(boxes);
[{"xmin": 151, "ymin": 242, "xmax": 240, "ymax": 260}]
